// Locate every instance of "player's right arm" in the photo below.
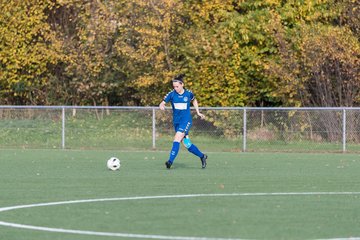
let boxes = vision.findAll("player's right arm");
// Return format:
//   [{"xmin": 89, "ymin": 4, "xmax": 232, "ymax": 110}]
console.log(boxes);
[
  {"xmin": 159, "ymin": 101, "xmax": 166, "ymax": 110},
  {"xmin": 160, "ymin": 90, "xmax": 173, "ymax": 110}
]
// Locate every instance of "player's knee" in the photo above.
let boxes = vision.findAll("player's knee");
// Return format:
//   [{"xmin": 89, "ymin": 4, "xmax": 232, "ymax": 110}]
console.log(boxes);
[
  {"xmin": 183, "ymin": 137, "xmax": 192, "ymax": 149},
  {"xmin": 174, "ymin": 132, "xmax": 185, "ymax": 142}
]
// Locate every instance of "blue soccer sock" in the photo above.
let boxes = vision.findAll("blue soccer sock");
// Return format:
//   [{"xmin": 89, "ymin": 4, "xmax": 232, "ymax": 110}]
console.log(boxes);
[
  {"xmin": 168, "ymin": 141, "xmax": 180, "ymax": 164},
  {"xmin": 188, "ymin": 144, "xmax": 204, "ymax": 158}
]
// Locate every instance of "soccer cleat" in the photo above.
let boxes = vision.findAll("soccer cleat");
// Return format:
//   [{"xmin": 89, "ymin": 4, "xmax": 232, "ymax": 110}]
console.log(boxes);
[
  {"xmin": 200, "ymin": 154, "xmax": 207, "ymax": 169},
  {"xmin": 165, "ymin": 161, "xmax": 172, "ymax": 169}
]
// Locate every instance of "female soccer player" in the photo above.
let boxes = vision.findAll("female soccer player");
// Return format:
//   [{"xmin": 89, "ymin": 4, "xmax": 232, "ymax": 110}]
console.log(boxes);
[{"xmin": 159, "ymin": 74, "xmax": 208, "ymax": 169}]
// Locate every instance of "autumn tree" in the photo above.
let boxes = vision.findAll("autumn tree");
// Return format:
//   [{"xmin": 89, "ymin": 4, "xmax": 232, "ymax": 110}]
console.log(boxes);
[
  {"xmin": 0, "ymin": 0, "xmax": 358, "ymax": 108},
  {"xmin": 0, "ymin": 0, "xmax": 60, "ymax": 104},
  {"xmin": 112, "ymin": 0, "xmax": 186, "ymax": 105},
  {"xmin": 268, "ymin": 0, "xmax": 360, "ymax": 107},
  {"xmin": 265, "ymin": 0, "xmax": 360, "ymax": 142},
  {"xmin": 179, "ymin": 0, "xmax": 281, "ymax": 107},
  {"xmin": 47, "ymin": 0, "xmax": 123, "ymax": 105}
]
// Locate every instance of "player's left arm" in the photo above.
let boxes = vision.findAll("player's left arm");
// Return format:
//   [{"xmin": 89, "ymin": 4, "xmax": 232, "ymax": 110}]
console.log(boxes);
[{"xmin": 192, "ymin": 98, "xmax": 205, "ymax": 119}]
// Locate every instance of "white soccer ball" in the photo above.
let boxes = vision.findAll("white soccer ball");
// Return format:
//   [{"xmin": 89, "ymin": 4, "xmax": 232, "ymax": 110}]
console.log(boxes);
[{"xmin": 107, "ymin": 157, "xmax": 121, "ymax": 171}]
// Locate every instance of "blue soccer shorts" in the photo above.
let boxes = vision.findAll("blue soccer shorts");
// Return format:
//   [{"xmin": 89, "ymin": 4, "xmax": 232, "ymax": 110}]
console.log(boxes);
[{"xmin": 174, "ymin": 121, "xmax": 192, "ymax": 135}]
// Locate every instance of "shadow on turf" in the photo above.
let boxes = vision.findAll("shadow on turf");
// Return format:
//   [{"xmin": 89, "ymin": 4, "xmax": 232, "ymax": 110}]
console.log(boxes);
[{"xmin": 168, "ymin": 162, "xmax": 203, "ymax": 169}]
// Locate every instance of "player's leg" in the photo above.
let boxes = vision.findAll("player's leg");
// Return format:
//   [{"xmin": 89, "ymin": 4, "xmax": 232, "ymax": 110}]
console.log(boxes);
[
  {"xmin": 165, "ymin": 124, "xmax": 185, "ymax": 169},
  {"xmin": 183, "ymin": 135, "xmax": 207, "ymax": 168},
  {"xmin": 181, "ymin": 123, "xmax": 207, "ymax": 168}
]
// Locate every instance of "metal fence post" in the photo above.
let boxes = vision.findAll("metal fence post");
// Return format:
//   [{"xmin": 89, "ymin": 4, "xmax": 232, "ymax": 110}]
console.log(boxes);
[
  {"xmin": 62, "ymin": 107, "xmax": 65, "ymax": 149},
  {"xmin": 243, "ymin": 108, "xmax": 247, "ymax": 152},
  {"xmin": 342, "ymin": 109, "xmax": 346, "ymax": 153},
  {"xmin": 152, "ymin": 108, "xmax": 156, "ymax": 149}
]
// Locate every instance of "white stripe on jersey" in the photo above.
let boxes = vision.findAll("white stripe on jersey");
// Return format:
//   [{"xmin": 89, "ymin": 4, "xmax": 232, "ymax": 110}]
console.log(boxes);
[
  {"xmin": 173, "ymin": 103, "xmax": 187, "ymax": 110},
  {"xmin": 163, "ymin": 90, "xmax": 174, "ymax": 101}
]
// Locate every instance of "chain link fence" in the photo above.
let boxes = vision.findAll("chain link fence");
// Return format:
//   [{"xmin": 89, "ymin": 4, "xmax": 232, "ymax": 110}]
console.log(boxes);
[{"xmin": 1, "ymin": 106, "xmax": 360, "ymax": 152}]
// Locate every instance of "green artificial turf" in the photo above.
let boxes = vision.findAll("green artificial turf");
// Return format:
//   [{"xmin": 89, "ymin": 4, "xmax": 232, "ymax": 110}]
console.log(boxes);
[{"xmin": 1, "ymin": 149, "xmax": 360, "ymax": 240}]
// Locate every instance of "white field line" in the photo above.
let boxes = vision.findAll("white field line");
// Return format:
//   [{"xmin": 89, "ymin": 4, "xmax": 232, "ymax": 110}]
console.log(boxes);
[
  {"xmin": 0, "ymin": 192, "xmax": 360, "ymax": 240},
  {"xmin": 317, "ymin": 238, "xmax": 360, "ymax": 240},
  {"xmin": 0, "ymin": 221, "xmax": 244, "ymax": 240}
]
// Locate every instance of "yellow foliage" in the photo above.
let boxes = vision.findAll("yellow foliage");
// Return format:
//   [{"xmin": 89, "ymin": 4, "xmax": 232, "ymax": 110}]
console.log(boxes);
[
  {"xmin": 0, "ymin": 0, "xmax": 61, "ymax": 104},
  {"xmin": 0, "ymin": 0, "xmax": 357, "ymax": 107}
]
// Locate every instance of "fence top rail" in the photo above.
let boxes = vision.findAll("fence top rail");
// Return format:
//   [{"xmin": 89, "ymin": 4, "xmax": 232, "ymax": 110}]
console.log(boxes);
[
  {"xmin": 1, "ymin": 105, "xmax": 360, "ymax": 110},
  {"xmin": 0, "ymin": 105, "xmax": 155, "ymax": 110}
]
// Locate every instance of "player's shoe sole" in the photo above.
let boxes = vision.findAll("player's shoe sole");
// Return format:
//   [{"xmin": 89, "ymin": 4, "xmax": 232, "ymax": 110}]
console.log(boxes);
[
  {"xmin": 165, "ymin": 161, "xmax": 172, "ymax": 169},
  {"xmin": 200, "ymin": 154, "xmax": 207, "ymax": 169}
]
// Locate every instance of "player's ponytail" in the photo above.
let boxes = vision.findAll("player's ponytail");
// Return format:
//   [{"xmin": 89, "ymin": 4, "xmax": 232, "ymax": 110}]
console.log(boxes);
[{"xmin": 172, "ymin": 74, "xmax": 185, "ymax": 84}]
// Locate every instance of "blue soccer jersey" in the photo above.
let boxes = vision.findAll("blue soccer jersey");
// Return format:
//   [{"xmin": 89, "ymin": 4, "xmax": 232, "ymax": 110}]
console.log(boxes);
[{"xmin": 163, "ymin": 89, "xmax": 195, "ymax": 124}]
